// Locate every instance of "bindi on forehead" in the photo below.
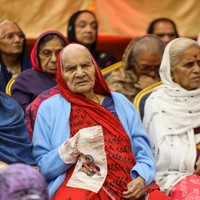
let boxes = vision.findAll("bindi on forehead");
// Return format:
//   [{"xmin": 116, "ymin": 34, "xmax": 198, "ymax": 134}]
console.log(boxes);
[{"xmin": 193, "ymin": 54, "xmax": 198, "ymax": 61}]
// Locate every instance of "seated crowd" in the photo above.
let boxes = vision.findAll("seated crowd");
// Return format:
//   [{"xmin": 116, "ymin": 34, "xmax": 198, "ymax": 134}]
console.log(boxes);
[{"xmin": 1, "ymin": 9, "xmax": 199, "ymax": 200}]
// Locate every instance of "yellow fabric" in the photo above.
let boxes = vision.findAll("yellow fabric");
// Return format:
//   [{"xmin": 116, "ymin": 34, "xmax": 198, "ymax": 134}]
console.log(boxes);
[
  {"xmin": 0, "ymin": 0, "xmax": 199, "ymax": 38},
  {"xmin": 5, "ymin": 77, "xmax": 17, "ymax": 96}
]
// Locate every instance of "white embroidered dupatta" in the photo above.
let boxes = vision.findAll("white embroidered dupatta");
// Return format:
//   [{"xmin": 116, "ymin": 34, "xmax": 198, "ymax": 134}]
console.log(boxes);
[{"xmin": 143, "ymin": 38, "xmax": 200, "ymax": 194}]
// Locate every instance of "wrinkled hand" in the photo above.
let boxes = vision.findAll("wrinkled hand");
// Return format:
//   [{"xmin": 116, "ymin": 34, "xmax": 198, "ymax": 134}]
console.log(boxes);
[
  {"xmin": 122, "ymin": 176, "xmax": 145, "ymax": 199},
  {"xmin": 195, "ymin": 156, "xmax": 200, "ymax": 175},
  {"xmin": 134, "ymin": 75, "xmax": 159, "ymax": 90}
]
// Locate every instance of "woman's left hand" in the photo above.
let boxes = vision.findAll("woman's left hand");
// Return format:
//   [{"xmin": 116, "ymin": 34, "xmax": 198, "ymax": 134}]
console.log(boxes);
[{"xmin": 122, "ymin": 176, "xmax": 145, "ymax": 199}]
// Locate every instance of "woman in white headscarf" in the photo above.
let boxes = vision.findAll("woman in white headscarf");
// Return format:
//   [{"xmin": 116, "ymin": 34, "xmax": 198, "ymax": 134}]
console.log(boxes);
[{"xmin": 143, "ymin": 37, "xmax": 200, "ymax": 199}]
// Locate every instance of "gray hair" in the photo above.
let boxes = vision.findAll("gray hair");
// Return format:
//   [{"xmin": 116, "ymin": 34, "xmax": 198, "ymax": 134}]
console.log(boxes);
[
  {"xmin": 169, "ymin": 37, "xmax": 199, "ymax": 68},
  {"xmin": 123, "ymin": 34, "xmax": 165, "ymax": 70}
]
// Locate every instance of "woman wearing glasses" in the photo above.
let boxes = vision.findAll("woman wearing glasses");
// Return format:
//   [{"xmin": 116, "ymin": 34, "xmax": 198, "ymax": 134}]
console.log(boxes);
[
  {"xmin": 11, "ymin": 30, "xmax": 67, "ymax": 110},
  {"xmin": 106, "ymin": 35, "xmax": 165, "ymax": 102},
  {"xmin": 0, "ymin": 20, "xmax": 32, "ymax": 92}
]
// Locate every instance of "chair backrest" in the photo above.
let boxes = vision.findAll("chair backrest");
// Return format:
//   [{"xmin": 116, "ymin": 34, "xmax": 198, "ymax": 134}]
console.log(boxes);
[
  {"xmin": 101, "ymin": 61, "xmax": 123, "ymax": 76},
  {"xmin": 4, "ymin": 63, "xmax": 122, "ymax": 96},
  {"xmin": 133, "ymin": 81, "xmax": 162, "ymax": 120},
  {"xmin": 5, "ymin": 76, "xmax": 17, "ymax": 96}
]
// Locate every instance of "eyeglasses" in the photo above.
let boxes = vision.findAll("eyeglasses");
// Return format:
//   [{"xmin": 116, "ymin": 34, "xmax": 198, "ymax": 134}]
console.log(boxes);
[
  {"xmin": 132, "ymin": 59, "xmax": 160, "ymax": 75},
  {"xmin": 0, "ymin": 32, "xmax": 25, "ymax": 41},
  {"xmin": 140, "ymin": 64, "xmax": 160, "ymax": 74}
]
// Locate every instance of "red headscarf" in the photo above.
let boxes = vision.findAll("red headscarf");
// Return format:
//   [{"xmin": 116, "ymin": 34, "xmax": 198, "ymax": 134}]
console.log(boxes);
[
  {"xmin": 56, "ymin": 43, "xmax": 110, "ymax": 96},
  {"xmin": 31, "ymin": 30, "xmax": 67, "ymax": 72}
]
